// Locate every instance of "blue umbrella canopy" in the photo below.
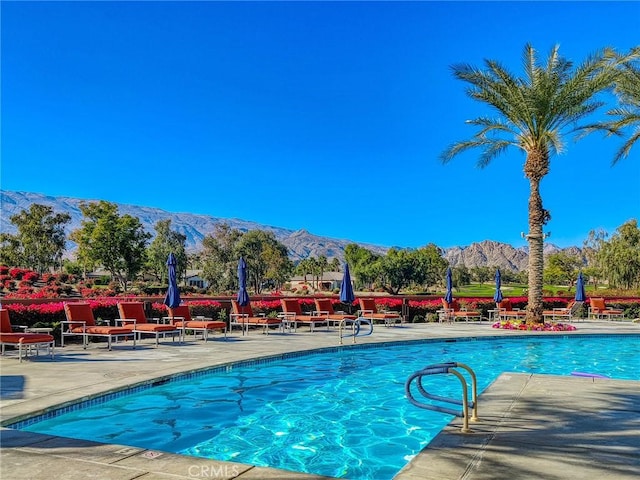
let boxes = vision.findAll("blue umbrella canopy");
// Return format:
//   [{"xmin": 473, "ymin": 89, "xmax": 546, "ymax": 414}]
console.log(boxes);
[
  {"xmin": 163, "ymin": 252, "xmax": 181, "ymax": 309},
  {"xmin": 575, "ymin": 271, "xmax": 586, "ymax": 302},
  {"xmin": 444, "ymin": 267, "xmax": 454, "ymax": 304},
  {"xmin": 493, "ymin": 269, "xmax": 504, "ymax": 303},
  {"xmin": 339, "ymin": 263, "xmax": 355, "ymax": 304},
  {"xmin": 237, "ymin": 257, "xmax": 250, "ymax": 307}
]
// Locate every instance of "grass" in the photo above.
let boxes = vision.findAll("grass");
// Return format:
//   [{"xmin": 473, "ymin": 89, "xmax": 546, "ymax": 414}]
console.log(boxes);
[{"xmin": 445, "ymin": 283, "xmax": 582, "ymax": 297}]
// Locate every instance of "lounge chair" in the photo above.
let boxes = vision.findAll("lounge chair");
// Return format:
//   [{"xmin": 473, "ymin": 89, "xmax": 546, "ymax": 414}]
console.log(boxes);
[
  {"xmin": 229, "ymin": 300, "xmax": 283, "ymax": 335},
  {"xmin": 117, "ymin": 302, "xmax": 181, "ymax": 347},
  {"xmin": 497, "ymin": 299, "xmax": 527, "ymax": 320},
  {"xmin": 588, "ymin": 298, "xmax": 624, "ymax": 320},
  {"xmin": 440, "ymin": 299, "xmax": 482, "ymax": 322},
  {"xmin": 167, "ymin": 305, "xmax": 227, "ymax": 340},
  {"xmin": 280, "ymin": 299, "xmax": 328, "ymax": 332},
  {"xmin": 63, "ymin": 302, "xmax": 135, "ymax": 350},
  {"xmin": 543, "ymin": 300, "xmax": 583, "ymax": 322},
  {"xmin": 358, "ymin": 298, "xmax": 402, "ymax": 326},
  {"xmin": 1, "ymin": 309, "xmax": 55, "ymax": 362},
  {"xmin": 314, "ymin": 298, "xmax": 357, "ymax": 327}
]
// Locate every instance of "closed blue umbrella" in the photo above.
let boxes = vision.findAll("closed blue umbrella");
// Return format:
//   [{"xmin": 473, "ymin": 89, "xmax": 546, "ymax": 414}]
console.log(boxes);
[
  {"xmin": 340, "ymin": 263, "xmax": 355, "ymax": 304},
  {"xmin": 493, "ymin": 269, "xmax": 504, "ymax": 303},
  {"xmin": 237, "ymin": 257, "xmax": 250, "ymax": 307},
  {"xmin": 163, "ymin": 252, "xmax": 181, "ymax": 309},
  {"xmin": 575, "ymin": 271, "xmax": 586, "ymax": 302},
  {"xmin": 444, "ymin": 267, "xmax": 453, "ymax": 304}
]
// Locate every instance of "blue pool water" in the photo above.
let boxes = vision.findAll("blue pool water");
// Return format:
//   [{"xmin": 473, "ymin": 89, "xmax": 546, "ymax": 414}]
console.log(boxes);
[{"xmin": 17, "ymin": 335, "xmax": 640, "ymax": 480}]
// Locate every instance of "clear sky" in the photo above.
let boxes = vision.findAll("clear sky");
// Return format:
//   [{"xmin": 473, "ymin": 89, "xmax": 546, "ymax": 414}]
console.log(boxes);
[{"xmin": 2, "ymin": 1, "xmax": 639, "ymax": 250}]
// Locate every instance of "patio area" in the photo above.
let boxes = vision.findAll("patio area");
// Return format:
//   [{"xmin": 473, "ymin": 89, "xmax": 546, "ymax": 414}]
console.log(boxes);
[{"xmin": 1, "ymin": 320, "xmax": 639, "ymax": 479}]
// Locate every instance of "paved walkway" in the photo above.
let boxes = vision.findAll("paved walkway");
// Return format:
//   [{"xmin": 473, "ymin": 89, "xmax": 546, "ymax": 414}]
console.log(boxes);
[{"xmin": 1, "ymin": 320, "xmax": 639, "ymax": 479}]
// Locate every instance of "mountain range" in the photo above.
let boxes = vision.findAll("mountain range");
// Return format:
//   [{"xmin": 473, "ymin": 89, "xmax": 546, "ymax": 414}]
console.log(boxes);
[{"xmin": 0, "ymin": 190, "xmax": 582, "ymax": 271}]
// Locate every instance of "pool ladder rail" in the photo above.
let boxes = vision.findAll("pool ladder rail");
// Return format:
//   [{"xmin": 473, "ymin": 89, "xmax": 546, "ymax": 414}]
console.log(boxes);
[
  {"xmin": 338, "ymin": 316, "xmax": 373, "ymax": 345},
  {"xmin": 405, "ymin": 362, "xmax": 479, "ymax": 433}
]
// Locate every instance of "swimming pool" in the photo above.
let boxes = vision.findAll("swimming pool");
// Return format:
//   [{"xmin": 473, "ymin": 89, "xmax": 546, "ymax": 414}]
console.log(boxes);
[{"xmin": 15, "ymin": 335, "xmax": 640, "ymax": 479}]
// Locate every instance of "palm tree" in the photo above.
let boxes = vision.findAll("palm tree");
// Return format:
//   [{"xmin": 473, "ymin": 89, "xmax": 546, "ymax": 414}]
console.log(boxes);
[
  {"xmin": 606, "ymin": 47, "xmax": 640, "ymax": 163},
  {"xmin": 442, "ymin": 44, "xmax": 632, "ymax": 323}
]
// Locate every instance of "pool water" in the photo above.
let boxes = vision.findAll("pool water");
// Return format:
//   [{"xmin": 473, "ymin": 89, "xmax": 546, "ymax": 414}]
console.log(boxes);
[{"xmin": 19, "ymin": 335, "xmax": 640, "ymax": 479}]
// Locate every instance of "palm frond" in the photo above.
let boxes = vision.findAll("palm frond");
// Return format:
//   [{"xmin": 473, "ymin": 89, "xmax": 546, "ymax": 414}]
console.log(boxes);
[
  {"xmin": 613, "ymin": 127, "xmax": 640, "ymax": 164},
  {"xmin": 443, "ymin": 43, "xmax": 640, "ymax": 166},
  {"xmin": 477, "ymin": 140, "xmax": 513, "ymax": 167}
]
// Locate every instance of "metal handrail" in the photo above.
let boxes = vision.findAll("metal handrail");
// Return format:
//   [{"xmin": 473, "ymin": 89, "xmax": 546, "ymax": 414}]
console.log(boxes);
[
  {"xmin": 405, "ymin": 362, "xmax": 478, "ymax": 433},
  {"xmin": 338, "ymin": 317, "xmax": 373, "ymax": 345}
]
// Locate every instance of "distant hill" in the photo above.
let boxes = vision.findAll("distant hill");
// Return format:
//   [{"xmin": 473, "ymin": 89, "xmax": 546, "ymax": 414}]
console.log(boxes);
[
  {"xmin": 0, "ymin": 190, "xmax": 584, "ymax": 270},
  {"xmin": 0, "ymin": 190, "xmax": 387, "ymax": 261}
]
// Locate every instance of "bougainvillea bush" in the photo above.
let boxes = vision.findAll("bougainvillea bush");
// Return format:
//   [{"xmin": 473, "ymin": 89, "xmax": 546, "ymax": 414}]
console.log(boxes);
[{"xmin": 492, "ymin": 320, "xmax": 577, "ymax": 331}]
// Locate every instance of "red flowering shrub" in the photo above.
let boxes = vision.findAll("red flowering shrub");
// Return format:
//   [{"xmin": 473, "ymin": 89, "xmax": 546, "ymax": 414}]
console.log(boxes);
[
  {"xmin": 184, "ymin": 300, "xmax": 224, "ymax": 319},
  {"xmin": 41, "ymin": 273, "xmax": 59, "ymax": 284},
  {"xmin": 23, "ymin": 271, "xmax": 39, "ymax": 282},
  {"xmin": 0, "ymin": 265, "xmax": 9, "ymax": 275},
  {"xmin": 4, "ymin": 302, "xmax": 67, "ymax": 326},
  {"xmin": 80, "ymin": 287, "xmax": 100, "ymax": 298},
  {"xmin": 9, "ymin": 268, "xmax": 29, "ymax": 280},
  {"xmin": 252, "ymin": 300, "xmax": 282, "ymax": 315}
]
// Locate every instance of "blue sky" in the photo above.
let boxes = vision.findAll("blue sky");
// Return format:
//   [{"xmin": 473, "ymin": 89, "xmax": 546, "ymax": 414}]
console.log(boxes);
[{"xmin": 2, "ymin": 1, "xmax": 639, "ymax": 250}]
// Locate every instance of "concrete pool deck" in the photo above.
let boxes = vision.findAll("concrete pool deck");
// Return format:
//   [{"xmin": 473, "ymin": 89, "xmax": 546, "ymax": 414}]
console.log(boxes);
[{"xmin": 1, "ymin": 320, "xmax": 639, "ymax": 479}]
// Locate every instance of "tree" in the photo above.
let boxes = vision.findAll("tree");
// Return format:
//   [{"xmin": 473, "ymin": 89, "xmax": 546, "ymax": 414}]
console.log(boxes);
[
  {"xmin": 3, "ymin": 204, "xmax": 71, "ymax": 273},
  {"xmin": 602, "ymin": 47, "xmax": 640, "ymax": 162},
  {"xmin": 543, "ymin": 252, "xmax": 583, "ymax": 287},
  {"xmin": 295, "ymin": 258, "xmax": 314, "ymax": 284},
  {"xmin": 330, "ymin": 257, "xmax": 341, "ymax": 272},
  {"xmin": 70, "ymin": 201, "xmax": 150, "ymax": 291},
  {"xmin": 414, "ymin": 244, "xmax": 448, "ymax": 292},
  {"xmin": 201, "ymin": 223, "xmax": 243, "ymax": 292},
  {"xmin": 442, "ymin": 44, "xmax": 632, "ymax": 322},
  {"xmin": 312, "ymin": 255, "xmax": 328, "ymax": 290},
  {"xmin": 0, "ymin": 233, "xmax": 21, "ymax": 268},
  {"xmin": 236, "ymin": 230, "xmax": 292, "ymax": 293},
  {"xmin": 344, "ymin": 244, "xmax": 381, "ymax": 290},
  {"xmin": 377, "ymin": 248, "xmax": 418, "ymax": 294},
  {"xmin": 583, "ymin": 228, "xmax": 608, "ymax": 288},
  {"xmin": 146, "ymin": 219, "xmax": 187, "ymax": 284},
  {"xmin": 469, "ymin": 266, "xmax": 493, "ymax": 284},
  {"xmin": 452, "ymin": 265, "xmax": 471, "ymax": 288},
  {"xmin": 597, "ymin": 219, "xmax": 640, "ymax": 289}
]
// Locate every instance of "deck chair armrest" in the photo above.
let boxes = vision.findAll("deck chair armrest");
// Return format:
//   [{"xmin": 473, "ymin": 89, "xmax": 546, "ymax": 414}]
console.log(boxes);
[
  {"xmin": 61, "ymin": 320, "xmax": 87, "ymax": 332},
  {"xmin": 279, "ymin": 312, "xmax": 296, "ymax": 320},
  {"xmin": 359, "ymin": 309, "xmax": 374, "ymax": 316},
  {"xmin": 95, "ymin": 318, "xmax": 112, "ymax": 326},
  {"xmin": 162, "ymin": 316, "xmax": 182, "ymax": 325},
  {"xmin": 116, "ymin": 318, "xmax": 137, "ymax": 327},
  {"xmin": 314, "ymin": 310, "xmax": 329, "ymax": 316},
  {"xmin": 230, "ymin": 313, "xmax": 249, "ymax": 320}
]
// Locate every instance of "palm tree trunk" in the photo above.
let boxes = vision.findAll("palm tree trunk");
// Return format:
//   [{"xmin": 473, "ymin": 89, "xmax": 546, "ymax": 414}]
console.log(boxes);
[{"xmin": 526, "ymin": 179, "xmax": 545, "ymax": 323}]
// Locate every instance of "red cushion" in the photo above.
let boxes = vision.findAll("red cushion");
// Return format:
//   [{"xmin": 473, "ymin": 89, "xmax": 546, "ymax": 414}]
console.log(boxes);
[
  {"xmin": 0, "ymin": 333, "xmax": 54, "ymax": 344},
  {"xmin": 130, "ymin": 324, "xmax": 177, "ymax": 332},
  {"xmin": 185, "ymin": 321, "xmax": 226, "ymax": 329}
]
